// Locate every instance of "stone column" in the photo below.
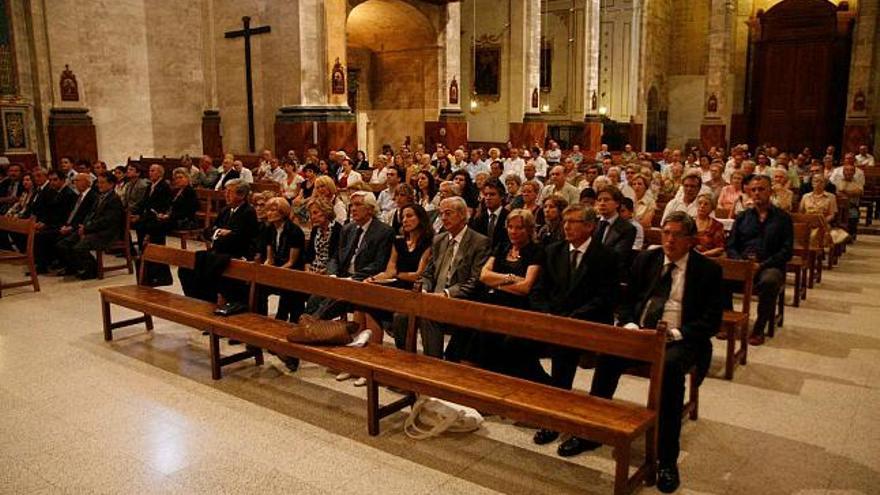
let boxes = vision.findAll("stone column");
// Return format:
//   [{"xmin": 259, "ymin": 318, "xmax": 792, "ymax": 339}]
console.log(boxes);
[
  {"xmin": 581, "ymin": 0, "xmax": 602, "ymax": 154},
  {"xmin": 843, "ymin": 1, "xmax": 879, "ymax": 154},
  {"xmin": 509, "ymin": 0, "xmax": 546, "ymax": 148},
  {"xmin": 201, "ymin": 0, "xmax": 222, "ymax": 158},
  {"xmin": 427, "ymin": 1, "xmax": 468, "ymax": 152},
  {"xmin": 274, "ymin": 0, "xmax": 355, "ymax": 158},
  {"xmin": 628, "ymin": 2, "xmax": 644, "ymax": 150},
  {"xmin": 700, "ymin": 0, "xmax": 733, "ymax": 151}
]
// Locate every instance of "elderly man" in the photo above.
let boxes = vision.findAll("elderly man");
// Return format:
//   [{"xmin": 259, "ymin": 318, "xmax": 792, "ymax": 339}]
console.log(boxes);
[
  {"xmin": 214, "ymin": 154, "xmax": 240, "ymax": 191},
  {"xmin": 132, "ymin": 164, "xmax": 172, "ymax": 250},
  {"xmin": 465, "ymin": 149, "xmax": 489, "ymax": 180},
  {"xmin": 727, "ymin": 175, "xmax": 793, "ymax": 345},
  {"xmin": 530, "ymin": 203, "xmax": 618, "ymax": 454},
  {"xmin": 855, "ymin": 144, "xmax": 875, "ymax": 167},
  {"xmin": 420, "ymin": 196, "xmax": 490, "ymax": 361},
  {"xmin": 55, "ymin": 173, "xmax": 125, "ymax": 279},
  {"xmin": 121, "ymin": 164, "xmax": 149, "ymax": 212},
  {"xmin": 540, "ymin": 165, "xmax": 580, "ymax": 206},
  {"xmin": 192, "ymin": 155, "xmax": 219, "ymax": 188},
  {"xmin": 0, "ymin": 162, "xmax": 22, "ymax": 214},
  {"xmin": 206, "ymin": 179, "xmax": 258, "ymax": 259},
  {"xmin": 833, "ymin": 162, "xmax": 864, "ymax": 239},
  {"xmin": 233, "ymin": 160, "xmax": 254, "ymax": 184},
  {"xmin": 829, "ymin": 153, "xmax": 864, "ymax": 188},
  {"xmin": 662, "ymin": 173, "xmax": 702, "ymax": 222},
  {"xmin": 590, "ymin": 211, "xmax": 723, "ymax": 493},
  {"xmin": 264, "ymin": 158, "xmax": 287, "ymax": 184},
  {"xmin": 621, "ymin": 143, "xmax": 638, "ymax": 163}
]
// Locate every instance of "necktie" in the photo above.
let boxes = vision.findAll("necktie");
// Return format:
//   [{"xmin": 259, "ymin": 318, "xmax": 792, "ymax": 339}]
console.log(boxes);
[
  {"xmin": 640, "ymin": 263, "xmax": 675, "ymax": 329},
  {"xmin": 347, "ymin": 226, "xmax": 365, "ymax": 274},
  {"xmin": 67, "ymin": 193, "xmax": 85, "ymax": 225},
  {"xmin": 570, "ymin": 249, "xmax": 580, "ymax": 271},
  {"xmin": 487, "ymin": 213, "xmax": 497, "ymax": 244},
  {"xmin": 595, "ymin": 219, "xmax": 610, "ymax": 243},
  {"xmin": 434, "ymin": 239, "xmax": 456, "ymax": 293}
]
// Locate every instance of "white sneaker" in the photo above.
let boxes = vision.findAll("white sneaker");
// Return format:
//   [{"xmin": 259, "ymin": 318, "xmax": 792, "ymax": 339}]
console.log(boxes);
[
  {"xmin": 353, "ymin": 377, "xmax": 367, "ymax": 387},
  {"xmin": 335, "ymin": 372, "xmax": 352, "ymax": 381},
  {"xmin": 347, "ymin": 329, "xmax": 372, "ymax": 348}
]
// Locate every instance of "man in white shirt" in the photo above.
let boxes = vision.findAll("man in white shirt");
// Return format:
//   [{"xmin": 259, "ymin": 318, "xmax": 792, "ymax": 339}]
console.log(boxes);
[
  {"xmin": 594, "ymin": 143, "xmax": 611, "ymax": 163},
  {"xmin": 544, "ymin": 140, "xmax": 562, "ymax": 166},
  {"xmin": 465, "ymin": 149, "xmax": 489, "ymax": 180},
  {"xmin": 855, "ymin": 145, "xmax": 875, "ymax": 167},
  {"xmin": 540, "ymin": 165, "xmax": 580, "ymax": 206},
  {"xmin": 376, "ymin": 166, "xmax": 400, "ymax": 216},
  {"xmin": 369, "ymin": 155, "xmax": 390, "ymax": 192},
  {"xmin": 829, "ymin": 153, "xmax": 865, "ymax": 187},
  {"xmin": 662, "ymin": 174, "xmax": 702, "ymax": 222},
  {"xmin": 264, "ymin": 158, "xmax": 287, "ymax": 184},
  {"xmin": 233, "ymin": 160, "xmax": 253, "ymax": 184},
  {"xmin": 620, "ymin": 198, "xmax": 644, "ymax": 249},
  {"xmin": 503, "ymin": 148, "xmax": 526, "ymax": 181}
]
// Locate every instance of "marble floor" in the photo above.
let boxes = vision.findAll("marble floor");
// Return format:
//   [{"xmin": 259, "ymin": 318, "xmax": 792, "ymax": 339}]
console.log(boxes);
[{"xmin": 2, "ymin": 238, "xmax": 880, "ymax": 495}]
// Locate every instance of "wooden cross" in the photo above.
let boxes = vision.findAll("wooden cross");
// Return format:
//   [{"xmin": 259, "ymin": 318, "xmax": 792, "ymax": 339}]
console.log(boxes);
[{"xmin": 225, "ymin": 16, "xmax": 271, "ymax": 153}]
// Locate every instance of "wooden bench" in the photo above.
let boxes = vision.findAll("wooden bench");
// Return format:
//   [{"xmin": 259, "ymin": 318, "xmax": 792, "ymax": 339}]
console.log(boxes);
[
  {"xmin": 0, "ymin": 216, "xmax": 39, "ymax": 297},
  {"xmin": 715, "ymin": 258, "xmax": 755, "ymax": 380},
  {"xmin": 100, "ymin": 245, "xmax": 670, "ymax": 495},
  {"xmin": 194, "ymin": 188, "xmax": 225, "ymax": 229}
]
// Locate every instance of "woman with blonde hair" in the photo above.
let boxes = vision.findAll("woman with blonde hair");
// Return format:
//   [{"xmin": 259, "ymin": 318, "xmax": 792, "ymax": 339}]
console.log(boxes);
[{"xmin": 313, "ymin": 175, "xmax": 347, "ymax": 224}]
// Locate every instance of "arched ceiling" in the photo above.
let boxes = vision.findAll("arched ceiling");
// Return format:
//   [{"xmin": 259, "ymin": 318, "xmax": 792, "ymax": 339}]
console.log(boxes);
[{"xmin": 347, "ymin": 0, "xmax": 436, "ymax": 52}]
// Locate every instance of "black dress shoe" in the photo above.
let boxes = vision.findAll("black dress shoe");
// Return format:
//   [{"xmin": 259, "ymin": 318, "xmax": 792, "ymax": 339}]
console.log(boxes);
[
  {"xmin": 533, "ymin": 429, "xmax": 559, "ymax": 445},
  {"xmin": 280, "ymin": 356, "xmax": 300, "ymax": 372},
  {"xmin": 657, "ymin": 464, "xmax": 680, "ymax": 493},
  {"xmin": 77, "ymin": 271, "xmax": 97, "ymax": 280},
  {"xmin": 557, "ymin": 436, "xmax": 601, "ymax": 457}
]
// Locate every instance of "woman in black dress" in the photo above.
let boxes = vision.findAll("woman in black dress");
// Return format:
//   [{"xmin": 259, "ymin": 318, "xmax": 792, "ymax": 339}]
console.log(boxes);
[
  {"xmin": 476, "ymin": 208, "xmax": 545, "ymax": 377},
  {"xmin": 258, "ymin": 197, "xmax": 307, "ymax": 322},
  {"xmin": 365, "ymin": 204, "xmax": 433, "ymax": 349}
]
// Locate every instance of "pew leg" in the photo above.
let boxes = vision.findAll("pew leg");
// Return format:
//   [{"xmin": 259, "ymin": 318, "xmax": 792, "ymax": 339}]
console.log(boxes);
[
  {"xmin": 724, "ymin": 325, "xmax": 735, "ymax": 380},
  {"xmin": 253, "ymin": 347, "xmax": 264, "ymax": 366},
  {"xmin": 145, "ymin": 314, "xmax": 154, "ymax": 331},
  {"xmin": 209, "ymin": 333, "xmax": 222, "ymax": 380},
  {"xmin": 688, "ymin": 370, "xmax": 699, "ymax": 420},
  {"xmin": 367, "ymin": 377, "xmax": 380, "ymax": 436},
  {"xmin": 102, "ymin": 299, "xmax": 113, "ymax": 341},
  {"xmin": 613, "ymin": 445, "xmax": 632, "ymax": 495},
  {"xmin": 740, "ymin": 321, "xmax": 749, "ymax": 365},
  {"xmin": 96, "ymin": 250, "xmax": 105, "ymax": 280},
  {"xmin": 793, "ymin": 269, "xmax": 801, "ymax": 307}
]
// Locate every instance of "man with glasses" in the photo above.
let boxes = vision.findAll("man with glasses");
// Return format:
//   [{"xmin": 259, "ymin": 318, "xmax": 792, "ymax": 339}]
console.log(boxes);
[
  {"xmin": 726, "ymin": 175, "xmax": 793, "ymax": 345},
  {"xmin": 661, "ymin": 172, "xmax": 702, "ymax": 222},
  {"xmin": 590, "ymin": 211, "xmax": 723, "ymax": 493}
]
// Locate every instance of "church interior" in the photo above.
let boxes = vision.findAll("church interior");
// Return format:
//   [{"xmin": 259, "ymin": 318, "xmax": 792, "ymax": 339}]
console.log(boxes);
[{"xmin": 2, "ymin": 0, "xmax": 880, "ymax": 494}]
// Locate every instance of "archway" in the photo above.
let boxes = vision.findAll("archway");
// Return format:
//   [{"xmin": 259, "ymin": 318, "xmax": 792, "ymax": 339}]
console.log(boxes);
[{"xmin": 347, "ymin": 0, "xmax": 439, "ymax": 158}]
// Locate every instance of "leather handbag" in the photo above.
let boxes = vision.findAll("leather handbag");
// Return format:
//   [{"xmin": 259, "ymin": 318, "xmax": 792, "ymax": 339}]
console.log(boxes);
[
  {"xmin": 286, "ymin": 315, "xmax": 356, "ymax": 345},
  {"xmin": 403, "ymin": 396, "xmax": 484, "ymax": 439}
]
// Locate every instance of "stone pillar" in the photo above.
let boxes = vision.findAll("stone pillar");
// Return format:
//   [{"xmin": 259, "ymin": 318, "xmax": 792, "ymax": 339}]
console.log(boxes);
[
  {"xmin": 509, "ymin": 0, "xmax": 546, "ymax": 148},
  {"xmin": 274, "ymin": 0, "xmax": 355, "ymax": 158},
  {"xmin": 427, "ymin": 2, "xmax": 467, "ymax": 152},
  {"xmin": 581, "ymin": 0, "xmax": 602, "ymax": 154},
  {"xmin": 700, "ymin": 0, "xmax": 732, "ymax": 151},
  {"xmin": 628, "ymin": 2, "xmax": 644, "ymax": 150},
  {"xmin": 201, "ymin": 0, "xmax": 221, "ymax": 158},
  {"xmin": 843, "ymin": 0, "xmax": 879, "ymax": 154}
]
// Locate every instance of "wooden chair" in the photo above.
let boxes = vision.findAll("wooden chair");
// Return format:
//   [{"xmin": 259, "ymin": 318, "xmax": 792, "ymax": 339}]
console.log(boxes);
[
  {"xmin": 643, "ymin": 227, "xmax": 662, "ymax": 248},
  {"xmin": 714, "ymin": 258, "xmax": 755, "ymax": 379},
  {"xmin": 96, "ymin": 213, "xmax": 134, "ymax": 279},
  {"xmin": 252, "ymin": 181, "xmax": 281, "ymax": 194},
  {"xmin": 787, "ymin": 222, "xmax": 811, "ymax": 306},
  {"xmin": 791, "ymin": 213, "xmax": 826, "ymax": 286},
  {"xmin": 0, "ymin": 216, "xmax": 39, "ymax": 297}
]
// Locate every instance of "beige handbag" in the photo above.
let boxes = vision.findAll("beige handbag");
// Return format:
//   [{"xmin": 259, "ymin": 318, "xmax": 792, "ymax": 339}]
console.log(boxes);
[{"xmin": 286, "ymin": 315, "xmax": 357, "ymax": 345}]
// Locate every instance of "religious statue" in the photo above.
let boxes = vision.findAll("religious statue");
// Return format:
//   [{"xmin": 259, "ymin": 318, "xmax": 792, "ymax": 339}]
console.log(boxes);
[
  {"xmin": 531, "ymin": 87, "xmax": 539, "ymax": 109},
  {"xmin": 591, "ymin": 90, "xmax": 598, "ymax": 111},
  {"xmin": 331, "ymin": 58, "xmax": 345, "ymax": 95},
  {"xmin": 449, "ymin": 76, "xmax": 459, "ymax": 105},
  {"xmin": 60, "ymin": 65, "xmax": 79, "ymax": 102},
  {"xmin": 853, "ymin": 90, "xmax": 866, "ymax": 112},
  {"xmin": 3, "ymin": 110, "xmax": 26, "ymax": 150},
  {"xmin": 707, "ymin": 93, "xmax": 718, "ymax": 113}
]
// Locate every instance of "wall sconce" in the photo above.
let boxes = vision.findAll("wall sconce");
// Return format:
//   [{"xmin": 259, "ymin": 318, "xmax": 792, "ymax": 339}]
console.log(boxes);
[
  {"xmin": 598, "ymin": 106, "xmax": 608, "ymax": 115},
  {"xmin": 541, "ymin": 104, "xmax": 550, "ymax": 112},
  {"xmin": 470, "ymin": 99, "xmax": 478, "ymax": 111}
]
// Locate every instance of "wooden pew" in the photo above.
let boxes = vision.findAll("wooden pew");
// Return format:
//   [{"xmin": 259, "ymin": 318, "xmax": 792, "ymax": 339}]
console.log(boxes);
[
  {"xmin": 100, "ymin": 245, "xmax": 670, "ymax": 495},
  {"xmin": 787, "ymin": 222, "xmax": 811, "ymax": 305},
  {"xmin": 714, "ymin": 258, "xmax": 755, "ymax": 380},
  {"xmin": 95, "ymin": 213, "xmax": 134, "ymax": 279},
  {"xmin": 0, "ymin": 216, "xmax": 39, "ymax": 297}
]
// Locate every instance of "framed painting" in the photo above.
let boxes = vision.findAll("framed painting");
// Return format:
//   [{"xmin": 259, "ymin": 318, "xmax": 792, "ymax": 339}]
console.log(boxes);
[
  {"xmin": 473, "ymin": 46, "xmax": 500, "ymax": 101},
  {"xmin": 1, "ymin": 107, "xmax": 28, "ymax": 152}
]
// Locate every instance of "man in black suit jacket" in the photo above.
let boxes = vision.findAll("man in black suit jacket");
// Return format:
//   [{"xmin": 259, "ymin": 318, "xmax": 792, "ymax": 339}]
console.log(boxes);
[
  {"xmin": 530, "ymin": 203, "xmax": 619, "ymax": 455},
  {"xmin": 469, "ymin": 178, "xmax": 509, "ymax": 252},
  {"xmin": 43, "ymin": 172, "xmax": 97, "ymax": 272},
  {"xmin": 206, "ymin": 179, "xmax": 259, "ymax": 259},
  {"xmin": 0, "ymin": 163, "xmax": 22, "ymax": 214},
  {"xmin": 133, "ymin": 163, "xmax": 173, "ymax": 249},
  {"xmin": 594, "ymin": 184, "xmax": 637, "ymax": 274},
  {"xmin": 213, "ymin": 154, "xmax": 240, "ymax": 191},
  {"xmin": 421, "ymin": 196, "xmax": 490, "ymax": 360},
  {"xmin": 589, "ymin": 211, "xmax": 723, "ymax": 493},
  {"xmin": 306, "ymin": 191, "xmax": 394, "ymax": 321},
  {"xmin": 56, "ymin": 173, "xmax": 125, "ymax": 279}
]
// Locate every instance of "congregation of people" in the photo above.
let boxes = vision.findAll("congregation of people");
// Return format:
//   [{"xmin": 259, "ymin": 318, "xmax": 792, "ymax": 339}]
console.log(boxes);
[{"xmin": 0, "ymin": 138, "xmax": 874, "ymax": 494}]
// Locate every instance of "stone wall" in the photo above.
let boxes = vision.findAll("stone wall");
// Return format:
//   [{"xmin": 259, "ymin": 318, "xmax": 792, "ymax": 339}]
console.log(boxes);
[
  {"xmin": 668, "ymin": 0, "xmax": 709, "ymax": 76},
  {"xmin": 599, "ymin": 0, "xmax": 636, "ymax": 121}
]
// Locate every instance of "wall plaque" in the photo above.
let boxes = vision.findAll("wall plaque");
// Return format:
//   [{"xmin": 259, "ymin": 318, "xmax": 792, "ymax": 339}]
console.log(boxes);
[{"xmin": 60, "ymin": 64, "xmax": 79, "ymax": 102}]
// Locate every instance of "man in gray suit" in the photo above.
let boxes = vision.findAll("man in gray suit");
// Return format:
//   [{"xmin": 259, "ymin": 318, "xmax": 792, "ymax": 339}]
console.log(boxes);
[
  {"xmin": 121, "ymin": 164, "xmax": 149, "ymax": 212},
  {"xmin": 420, "ymin": 197, "xmax": 490, "ymax": 361}
]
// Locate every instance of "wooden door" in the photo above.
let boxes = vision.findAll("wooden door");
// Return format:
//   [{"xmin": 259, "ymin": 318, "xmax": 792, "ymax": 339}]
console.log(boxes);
[{"xmin": 749, "ymin": 0, "xmax": 853, "ymax": 152}]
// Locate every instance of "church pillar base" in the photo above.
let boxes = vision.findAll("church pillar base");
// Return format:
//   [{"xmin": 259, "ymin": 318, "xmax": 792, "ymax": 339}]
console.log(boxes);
[
  {"xmin": 843, "ymin": 120, "xmax": 874, "ymax": 154},
  {"xmin": 425, "ymin": 109, "xmax": 468, "ymax": 153},
  {"xmin": 583, "ymin": 115, "xmax": 603, "ymax": 154},
  {"xmin": 48, "ymin": 108, "xmax": 97, "ymax": 169},
  {"xmin": 700, "ymin": 122, "xmax": 727, "ymax": 151},
  {"xmin": 202, "ymin": 110, "xmax": 223, "ymax": 158},
  {"xmin": 275, "ymin": 106, "xmax": 356, "ymax": 159},
  {"xmin": 509, "ymin": 114, "xmax": 547, "ymax": 149}
]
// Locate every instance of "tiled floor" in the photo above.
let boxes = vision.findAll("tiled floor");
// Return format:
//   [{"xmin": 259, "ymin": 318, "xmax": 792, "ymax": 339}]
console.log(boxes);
[{"xmin": 2, "ymin": 238, "xmax": 879, "ymax": 494}]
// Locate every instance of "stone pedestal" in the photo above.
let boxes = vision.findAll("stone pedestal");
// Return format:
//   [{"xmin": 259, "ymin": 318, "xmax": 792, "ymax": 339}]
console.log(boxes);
[
  {"xmin": 583, "ymin": 115, "xmax": 603, "ymax": 154},
  {"xmin": 275, "ymin": 106, "xmax": 356, "ymax": 158},
  {"xmin": 201, "ymin": 110, "xmax": 223, "ymax": 158},
  {"xmin": 700, "ymin": 122, "xmax": 727, "ymax": 150},
  {"xmin": 843, "ymin": 120, "xmax": 875, "ymax": 154},
  {"xmin": 48, "ymin": 108, "xmax": 98, "ymax": 168},
  {"xmin": 425, "ymin": 109, "xmax": 468, "ymax": 153}
]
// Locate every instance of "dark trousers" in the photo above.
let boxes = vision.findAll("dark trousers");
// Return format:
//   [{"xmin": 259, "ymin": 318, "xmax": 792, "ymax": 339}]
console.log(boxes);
[
  {"xmin": 419, "ymin": 319, "xmax": 473, "ymax": 362},
  {"xmin": 55, "ymin": 233, "xmax": 100, "ymax": 275},
  {"xmin": 257, "ymin": 286, "xmax": 306, "ymax": 323},
  {"xmin": 753, "ymin": 267, "xmax": 783, "ymax": 336},
  {"xmin": 590, "ymin": 340, "xmax": 708, "ymax": 466}
]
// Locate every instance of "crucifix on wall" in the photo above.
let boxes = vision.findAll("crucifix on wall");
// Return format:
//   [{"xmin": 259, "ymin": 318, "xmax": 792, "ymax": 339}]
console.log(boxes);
[{"xmin": 225, "ymin": 16, "xmax": 270, "ymax": 153}]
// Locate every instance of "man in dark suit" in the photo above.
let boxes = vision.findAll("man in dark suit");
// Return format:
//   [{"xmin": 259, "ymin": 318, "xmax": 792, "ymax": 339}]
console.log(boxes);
[
  {"xmin": 0, "ymin": 162, "xmax": 23, "ymax": 214},
  {"xmin": 206, "ymin": 179, "xmax": 259, "ymax": 259},
  {"xmin": 56, "ymin": 173, "xmax": 125, "ymax": 279},
  {"xmin": 46, "ymin": 172, "xmax": 97, "ymax": 273},
  {"xmin": 213, "ymin": 154, "xmax": 240, "ymax": 191},
  {"xmin": 305, "ymin": 191, "xmax": 394, "ymax": 321},
  {"xmin": 594, "ymin": 184, "xmax": 637, "ymax": 274},
  {"xmin": 34, "ymin": 171, "xmax": 77, "ymax": 271},
  {"xmin": 121, "ymin": 164, "xmax": 149, "ymax": 212},
  {"xmin": 421, "ymin": 196, "xmax": 491, "ymax": 360},
  {"xmin": 469, "ymin": 178, "xmax": 509, "ymax": 252},
  {"xmin": 133, "ymin": 163, "xmax": 173, "ymax": 249},
  {"xmin": 589, "ymin": 211, "xmax": 723, "ymax": 493},
  {"xmin": 530, "ymin": 203, "xmax": 619, "ymax": 455},
  {"xmin": 29, "ymin": 168, "xmax": 57, "ymax": 227}
]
